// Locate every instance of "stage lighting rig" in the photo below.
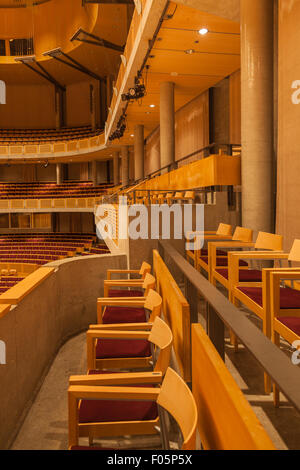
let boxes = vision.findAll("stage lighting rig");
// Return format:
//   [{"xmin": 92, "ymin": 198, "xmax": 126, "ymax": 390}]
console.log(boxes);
[{"xmin": 121, "ymin": 76, "xmax": 146, "ymax": 102}]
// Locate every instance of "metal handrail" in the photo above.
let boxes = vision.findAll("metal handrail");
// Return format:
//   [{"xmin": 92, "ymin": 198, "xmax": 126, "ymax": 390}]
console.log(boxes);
[{"xmin": 158, "ymin": 240, "xmax": 300, "ymax": 413}]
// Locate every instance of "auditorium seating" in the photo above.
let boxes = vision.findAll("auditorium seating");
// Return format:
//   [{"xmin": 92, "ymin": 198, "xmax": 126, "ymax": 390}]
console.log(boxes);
[
  {"xmin": 0, "ymin": 233, "xmax": 109, "ymax": 294},
  {"xmin": 68, "ymin": 367, "xmax": 197, "ymax": 450},
  {"xmin": 196, "ymin": 226, "xmax": 253, "ymax": 279},
  {"xmin": 0, "ymin": 181, "xmax": 113, "ymax": 200},
  {"xmin": 103, "ymin": 271, "xmax": 155, "ymax": 300},
  {"xmin": 88, "ymin": 289, "xmax": 162, "ymax": 370},
  {"xmin": 0, "ymin": 126, "xmax": 101, "ymax": 145}
]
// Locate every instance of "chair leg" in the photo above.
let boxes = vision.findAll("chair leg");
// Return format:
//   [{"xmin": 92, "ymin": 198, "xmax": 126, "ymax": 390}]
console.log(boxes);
[
  {"xmin": 229, "ymin": 329, "xmax": 239, "ymax": 352},
  {"xmin": 273, "ymin": 331, "xmax": 281, "ymax": 407}
]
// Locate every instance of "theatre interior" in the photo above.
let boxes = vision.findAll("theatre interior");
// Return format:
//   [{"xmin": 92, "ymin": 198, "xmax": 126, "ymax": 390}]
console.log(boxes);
[{"xmin": 1, "ymin": 0, "xmax": 300, "ymax": 451}]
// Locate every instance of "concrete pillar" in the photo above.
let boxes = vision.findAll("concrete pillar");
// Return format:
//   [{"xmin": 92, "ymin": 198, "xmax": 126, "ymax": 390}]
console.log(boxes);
[
  {"xmin": 113, "ymin": 151, "xmax": 120, "ymax": 186},
  {"xmin": 160, "ymin": 81, "xmax": 175, "ymax": 173},
  {"xmin": 241, "ymin": 0, "xmax": 274, "ymax": 233},
  {"xmin": 134, "ymin": 124, "xmax": 144, "ymax": 181},
  {"xmin": 91, "ymin": 160, "xmax": 98, "ymax": 187},
  {"xmin": 56, "ymin": 163, "xmax": 62, "ymax": 185},
  {"xmin": 121, "ymin": 146, "xmax": 129, "ymax": 187},
  {"xmin": 55, "ymin": 89, "xmax": 61, "ymax": 130}
]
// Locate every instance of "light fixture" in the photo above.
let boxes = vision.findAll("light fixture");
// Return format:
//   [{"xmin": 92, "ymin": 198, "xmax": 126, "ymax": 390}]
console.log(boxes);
[
  {"xmin": 130, "ymin": 134, "xmax": 134, "ymax": 137},
  {"xmin": 149, "ymin": 104, "xmax": 155, "ymax": 108},
  {"xmin": 185, "ymin": 49, "xmax": 195, "ymax": 55},
  {"xmin": 198, "ymin": 28, "xmax": 208, "ymax": 35}
]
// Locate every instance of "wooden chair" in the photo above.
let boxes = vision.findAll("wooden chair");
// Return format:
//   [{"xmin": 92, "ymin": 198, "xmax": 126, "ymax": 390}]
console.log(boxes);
[
  {"xmin": 210, "ymin": 231, "xmax": 283, "ymax": 294},
  {"xmin": 229, "ymin": 239, "xmax": 290, "ymax": 393},
  {"xmin": 68, "ymin": 367, "xmax": 197, "ymax": 450},
  {"xmin": 192, "ymin": 324, "xmax": 275, "ymax": 450},
  {"xmin": 105, "ymin": 262, "xmax": 152, "ymax": 298},
  {"xmin": 103, "ymin": 272, "xmax": 155, "ymax": 299},
  {"xmin": 268, "ymin": 240, "xmax": 300, "ymax": 406},
  {"xmin": 98, "ymin": 283, "xmax": 159, "ymax": 325},
  {"xmin": 89, "ymin": 289, "xmax": 162, "ymax": 369},
  {"xmin": 197, "ymin": 226, "xmax": 253, "ymax": 279},
  {"xmin": 186, "ymin": 222, "xmax": 233, "ymax": 267}
]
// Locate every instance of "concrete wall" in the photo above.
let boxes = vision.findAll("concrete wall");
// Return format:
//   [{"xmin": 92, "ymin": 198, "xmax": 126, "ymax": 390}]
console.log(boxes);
[{"xmin": 0, "ymin": 253, "xmax": 127, "ymax": 449}]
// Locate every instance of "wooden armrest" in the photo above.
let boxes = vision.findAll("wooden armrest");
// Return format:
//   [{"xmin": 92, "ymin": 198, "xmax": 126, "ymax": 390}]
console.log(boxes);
[
  {"xmin": 97, "ymin": 297, "xmax": 146, "ymax": 307},
  {"xmin": 269, "ymin": 270, "xmax": 300, "ymax": 281},
  {"xmin": 86, "ymin": 329, "xmax": 150, "ymax": 340},
  {"xmin": 68, "ymin": 385, "xmax": 160, "ymax": 401},
  {"xmin": 104, "ymin": 280, "xmax": 144, "ymax": 286},
  {"xmin": 209, "ymin": 241, "xmax": 255, "ymax": 248},
  {"xmin": 69, "ymin": 371, "xmax": 162, "ymax": 386},
  {"xmin": 89, "ymin": 322, "xmax": 152, "ymax": 331},
  {"xmin": 106, "ymin": 269, "xmax": 140, "ymax": 280},
  {"xmin": 228, "ymin": 251, "xmax": 288, "ymax": 260}
]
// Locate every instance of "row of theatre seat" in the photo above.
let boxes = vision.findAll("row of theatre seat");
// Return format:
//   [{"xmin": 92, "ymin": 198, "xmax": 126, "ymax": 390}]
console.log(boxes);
[
  {"xmin": 0, "ymin": 234, "xmax": 109, "ymax": 291},
  {"xmin": 67, "ymin": 257, "xmax": 275, "ymax": 450},
  {"xmin": 127, "ymin": 190, "xmax": 195, "ymax": 205},
  {"xmin": 0, "ymin": 182, "xmax": 113, "ymax": 199},
  {"xmin": 186, "ymin": 222, "xmax": 300, "ymax": 407},
  {"xmin": 0, "ymin": 126, "xmax": 102, "ymax": 145}
]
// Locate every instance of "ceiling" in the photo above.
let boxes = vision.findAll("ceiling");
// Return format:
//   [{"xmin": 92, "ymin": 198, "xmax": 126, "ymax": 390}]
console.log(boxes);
[
  {"xmin": 0, "ymin": 1, "xmax": 133, "ymax": 85},
  {"xmin": 112, "ymin": 2, "xmax": 240, "ymax": 146}
]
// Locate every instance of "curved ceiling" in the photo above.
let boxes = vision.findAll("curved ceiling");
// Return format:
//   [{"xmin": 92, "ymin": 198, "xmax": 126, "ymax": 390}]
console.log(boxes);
[{"xmin": 0, "ymin": 0, "xmax": 133, "ymax": 84}]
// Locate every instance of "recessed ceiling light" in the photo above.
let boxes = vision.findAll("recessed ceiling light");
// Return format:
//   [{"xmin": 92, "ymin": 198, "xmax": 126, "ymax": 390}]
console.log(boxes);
[
  {"xmin": 170, "ymin": 72, "xmax": 178, "ymax": 76},
  {"xmin": 130, "ymin": 134, "xmax": 134, "ymax": 137},
  {"xmin": 185, "ymin": 49, "xmax": 195, "ymax": 54},
  {"xmin": 198, "ymin": 28, "xmax": 208, "ymax": 35},
  {"xmin": 149, "ymin": 104, "xmax": 156, "ymax": 108}
]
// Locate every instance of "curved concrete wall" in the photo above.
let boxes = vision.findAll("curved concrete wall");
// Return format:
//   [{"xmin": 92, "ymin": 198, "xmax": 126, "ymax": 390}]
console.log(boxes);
[{"xmin": 0, "ymin": 253, "xmax": 127, "ymax": 449}]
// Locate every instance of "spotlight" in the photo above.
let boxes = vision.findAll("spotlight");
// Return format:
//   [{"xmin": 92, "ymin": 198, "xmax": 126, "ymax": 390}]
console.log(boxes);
[
  {"xmin": 43, "ymin": 160, "xmax": 49, "ymax": 168},
  {"xmin": 198, "ymin": 28, "xmax": 208, "ymax": 35},
  {"xmin": 121, "ymin": 76, "xmax": 146, "ymax": 102},
  {"xmin": 185, "ymin": 49, "xmax": 195, "ymax": 54},
  {"xmin": 149, "ymin": 104, "xmax": 155, "ymax": 108}
]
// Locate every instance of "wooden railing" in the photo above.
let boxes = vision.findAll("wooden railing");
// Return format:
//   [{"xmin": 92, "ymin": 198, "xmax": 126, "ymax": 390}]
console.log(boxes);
[{"xmin": 0, "ymin": 196, "xmax": 103, "ymax": 212}]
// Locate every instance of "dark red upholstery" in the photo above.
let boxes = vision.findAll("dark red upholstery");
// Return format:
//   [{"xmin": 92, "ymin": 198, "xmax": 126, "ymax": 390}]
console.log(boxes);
[
  {"xmin": 200, "ymin": 249, "xmax": 227, "ymax": 256},
  {"xmin": 216, "ymin": 269, "xmax": 262, "ymax": 282},
  {"xmin": 237, "ymin": 286, "xmax": 300, "ymax": 309},
  {"xmin": 96, "ymin": 338, "xmax": 151, "ymax": 359},
  {"xmin": 278, "ymin": 317, "xmax": 300, "ymax": 336},
  {"xmin": 200, "ymin": 257, "xmax": 248, "ymax": 267},
  {"xmin": 79, "ymin": 384, "xmax": 158, "ymax": 423},
  {"xmin": 102, "ymin": 306, "xmax": 147, "ymax": 324},
  {"xmin": 108, "ymin": 289, "xmax": 143, "ymax": 297}
]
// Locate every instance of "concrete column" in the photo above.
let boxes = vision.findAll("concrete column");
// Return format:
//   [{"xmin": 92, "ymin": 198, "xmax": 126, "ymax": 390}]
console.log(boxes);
[
  {"xmin": 134, "ymin": 124, "xmax": 144, "ymax": 181},
  {"xmin": 90, "ymin": 84, "xmax": 96, "ymax": 131},
  {"xmin": 160, "ymin": 81, "xmax": 175, "ymax": 173},
  {"xmin": 241, "ymin": 0, "xmax": 274, "ymax": 233},
  {"xmin": 121, "ymin": 146, "xmax": 129, "ymax": 187},
  {"xmin": 91, "ymin": 160, "xmax": 98, "ymax": 187},
  {"xmin": 55, "ymin": 89, "xmax": 61, "ymax": 130},
  {"xmin": 113, "ymin": 151, "xmax": 120, "ymax": 186},
  {"xmin": 56, "ymin": 163, "xmax": 62, "ymax": 185}
]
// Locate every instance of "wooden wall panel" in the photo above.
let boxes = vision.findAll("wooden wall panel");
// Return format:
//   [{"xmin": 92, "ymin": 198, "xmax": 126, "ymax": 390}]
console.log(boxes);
[
  {"xmin": 175, "ymin": 91, "xmax": 210, "ymax": 163},
  {"xmin": 229, "ymin": 70, "xmax": 241, "ymax": 144},
  {"xmin": 277, "ymin": 0, "xmax": 300, "ymax": 250}
]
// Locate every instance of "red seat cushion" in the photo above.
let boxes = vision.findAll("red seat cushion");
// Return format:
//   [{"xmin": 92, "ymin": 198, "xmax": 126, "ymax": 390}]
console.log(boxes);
[
  {"xmin": 278, "ymin": 317, "xmax": 300, "ymax": 336},
  {"xmin": 96, "ymin": 338, "xmax": 151, "ymax": 359},
  {"xmin": 201, "ymin": 249, "xmax": 227, "ymax": 256},
  {"xmin": 200, "ymin": 257, "xmax": 248, "ymax": 267},
  {"xmin": 102, "ymin": 306, "xmax": 147, "ymax": 324},
  {"xmin": 108, "ymin": 289, "xmax": 143, "ymax": 297},
  {"xmin": 79, "ymin": 384, "xmax": 158, "ymax": 423},
  {"xmin": 237, "ymin": 287, "xmax": 300, "ymax": 309},
  {"xmin": 216, "ymin": 269, "xmax": 262, "ymax": 282}
]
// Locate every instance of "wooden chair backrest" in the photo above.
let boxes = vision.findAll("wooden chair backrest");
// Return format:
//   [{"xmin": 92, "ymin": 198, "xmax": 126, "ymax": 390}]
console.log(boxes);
[
  {"xmin": 184, "ymin": 191, "xmax": 195, "ymax": 199},
  {"xmin": 142, "ymin": 273, "xmax": 156, "ymax": 295},
  {"xmin": 288, "ymin": 239, "xmax": 300, "ymax": 262},
  {"xmin": 174, "ymin": 192, "xmax": 183, "ymax": 198},
  {"xmin": 149, "ymin": 317, "xmax": 173, "ymax": 375},
  {"xmin": 255, "ymin": 232, "xmax": 283, "ymax": 251},
  {"xmin": 153, "ymin": 249, "xmax": 191, "ymax": 381},
  {"xmin": 216, "ymin": 223, "xmax": 232, "ymax": 236},
  {"xmin": 192, "ymin": 324, "xmax": 275, "ymax": 450},
  {"xmin": 145, "ymin": 289, "xmax": 162, "ymax": 321},
  {"xmin": 139, "ymin": 261, "xmax": 152, "ymax": 278},
  {"xmin": 232, "ymin": 226, "xmax": 253, "ymax": 242},
  {"xmin": 158, "ymin": 368, "xmax": 198, "ymax": 450}
]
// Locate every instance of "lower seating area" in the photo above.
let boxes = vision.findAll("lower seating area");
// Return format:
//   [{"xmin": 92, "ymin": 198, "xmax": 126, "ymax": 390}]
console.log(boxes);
[
  {"xmin": 0, "ymin": 126, "xmax": 102, "ymax": 145},
  {"xmin": 0, "ymin": 233, "xmax": 109, "ymax": 294},
  {"xmin": 0, "ymin": 181, "xmax": 113, "ymax": 199}
]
